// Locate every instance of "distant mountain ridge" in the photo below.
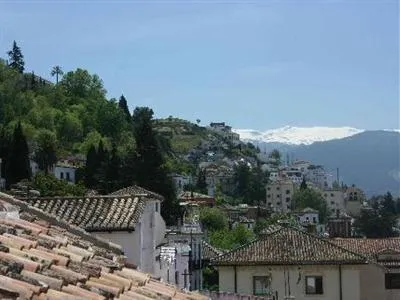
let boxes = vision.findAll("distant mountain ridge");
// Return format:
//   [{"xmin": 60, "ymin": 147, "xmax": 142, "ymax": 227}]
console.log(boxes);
[
  {"xmin": 235, "ymin": 127, "xmax": 400, "ymax": 197},
  {"xmin": 233, "ymin": 126, "xmax": 400, "ymax": 145}
]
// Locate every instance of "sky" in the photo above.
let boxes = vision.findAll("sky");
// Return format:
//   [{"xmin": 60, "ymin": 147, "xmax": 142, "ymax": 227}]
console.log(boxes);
[{"xmin": 0, "ymin": 0, "xmax": 398, "ymax": 131}]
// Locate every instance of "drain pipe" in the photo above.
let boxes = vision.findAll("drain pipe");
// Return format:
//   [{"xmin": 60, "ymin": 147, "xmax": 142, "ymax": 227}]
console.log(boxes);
[
  {"xmin": 339, "ymin": 264, "xmax": 343, "ymax": 300},
  {"xmin": 234, "ymin": 266, "xmax": 237, "ymax": 293}
]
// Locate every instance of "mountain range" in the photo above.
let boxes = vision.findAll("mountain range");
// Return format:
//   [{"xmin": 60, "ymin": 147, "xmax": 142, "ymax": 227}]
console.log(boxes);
[{"xmin": 234, "ymin": 127, "xmax": 400, "ymax": 197}]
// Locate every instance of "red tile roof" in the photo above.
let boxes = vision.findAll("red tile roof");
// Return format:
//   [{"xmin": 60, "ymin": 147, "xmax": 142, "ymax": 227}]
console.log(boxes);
[
  {"xmin": 0, "ymin": 192, "xmax": 207, "ymax": 300},
  {"xmin": 332, "ymin": 238, "xmax": 400, "ymax": 268},
  {"xmin": 23, "ymin": 185, "xmax": 163, "ymax": 232},
  {"xmin": 212, "ymin": 226, "xmax": 367, "ymax": 266}
]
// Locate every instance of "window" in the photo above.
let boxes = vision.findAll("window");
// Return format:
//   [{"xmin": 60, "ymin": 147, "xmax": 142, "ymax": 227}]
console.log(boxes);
[
  {"xmin": 253, "ymin": 276, "xmax": 271, "ymax": 295},
  {"xmin": 60, "ymin": 172, "xmax": 64, "ymax": 179},
  {"xmin": 175, "ymin": 271, "xmax": 179, "ymax": 285},
  {"xmin": 286, "ymin": 197, "xmax": 290, "ymax": 202},
  {"xmin": 385, "ymin": 273, "xmax": 400, "ymax": 289},
  {"xmin": 276, "ymin": 187, "xmax": 280, "ymax": 191},
  {"xmin": 286, "ymin": 189, "xmax": 290, "ymax": 194},
  {"xmin": 66, "ymin": 172, "xmax": 70, "ymax": 181},
  {"xmin": 330, "ymin": 193, "xmax": 334, "ymax": 197},
  {"xmin": 306, "ymin": 276, "xmax": 323, "ymax": 294},
  {"xmin": 155, "ymin": 202, "xmax": 159, "ymax": 212},
  {"xmin": 313, "ymin": 217, "xmax": 316, "ymax": 223}
]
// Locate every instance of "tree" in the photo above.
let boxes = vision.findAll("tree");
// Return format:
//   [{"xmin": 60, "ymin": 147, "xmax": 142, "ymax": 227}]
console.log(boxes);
[
  {"xmin": 293, "ymin": 188, "xmax": 328, "ymax": 223},
  {"xmin": 5, "ymin": 122, "xmax": 31, "ymax": 186},
  {"xmin": 7, "ymin": 41, "xmax": 24, "ymax": 73},
  {"xmin": 196, "ymin": 119, "xmax": 201, "ymax": 125},
  {"xmin": 195, "ymin": 169, "xmax": 208, "ymax": 194},
  {"xmin": 51, "ymin": 66, "xmax": 64, "ymax": 84},
  {"xmin": 105, "ymin": 143, "xmax": 121, "ymax": 192},
  {"xmin": 200, "ymin": 207, "xmax": 228, "ymax": 232},
  {"xmin": 85, "ymin": 144, "xmax": 98, "ymax": 188},
  {"xmin": 269, "ymin": 149, "xmax": 281, "ymax": 166},
  {"xmin": 300, "ymin": 178, "xmax": 308, "ymax": 190},
  {"xmin": 132, "ymin": 107, "xmax": 179, "ymax": 225},
  {"xmin": 118, "ymin": 95, "xmax": 131, "ymax": 123},
  {"xmin": 33, "ymin": 129, "xmax": 57, "ymax": 174},
  {"xmin": 209, "ymin": 224, "xmax": 255, "ymax": 250},
  {"xmin": 233, "ymin": 162, "xmax": 252, "ymax": 200}
]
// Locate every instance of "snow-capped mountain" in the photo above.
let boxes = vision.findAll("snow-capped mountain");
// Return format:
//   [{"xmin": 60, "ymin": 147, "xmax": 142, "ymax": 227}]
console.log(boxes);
[{"xmin": 233, "ymin": 126, "xmax": 364, "ymax": 145}]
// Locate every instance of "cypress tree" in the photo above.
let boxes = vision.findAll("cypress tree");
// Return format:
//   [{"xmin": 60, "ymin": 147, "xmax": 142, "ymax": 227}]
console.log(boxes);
[
  {"xmin": 106, "ymin": 143, "xmax": 121, "ymax": 192},
  {"xmin": 85, "ymin": 145, "xmax": 98, "ymax": 188},
  {"xmin": 132, "ymin": 107, "xmax": 179, "ymax": 225},
  {"xmin": 7, "ymin": 41, "xmax": 25, "ymax": 73},
  {"xmin": 6, "ymin": 122, "xmax": 31, "ymax": 186},
  {"xmin": 118, "ymin": 95, "xmax": 131, "ymax": 123},
  {"xmin": 196, "ymin": 169, "xmax": 208, "ymax": 194}
]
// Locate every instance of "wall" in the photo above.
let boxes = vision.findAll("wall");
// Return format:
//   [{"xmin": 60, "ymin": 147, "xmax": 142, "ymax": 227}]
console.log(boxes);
[
  {"xmin": 323, "ymin": 190, "xmax": 345, "ymax": 215},
  {"xmin": 359, "ymin": 264, "xmax": 400, "ymax": 300},
  {"xmin": 218, "ymin": 264, "xmax": 361, "ymax": 300},
  {"xmin": 53, "ymin": 166, "xmax": 76, "ymax": 183},
  {"xmin": 266, "ymin": 181, "xmax": 295, "ymax": 213},
  {"xmin": 95, "ymin": 199, "xmax": 165, "ymax": 275}
]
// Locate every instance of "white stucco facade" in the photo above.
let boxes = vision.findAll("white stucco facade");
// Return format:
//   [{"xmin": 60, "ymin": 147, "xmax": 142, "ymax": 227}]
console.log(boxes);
[
  {"xmin": 53, "ymin": 166, "xmax": 77, "ymax": 183},
  {"xmin": 218, "ymin": 264, "xmax": 400, "ymax": 300},
  {"xmin": 95, "ymin": 199, "xmax": 165, "ymax": 275}
]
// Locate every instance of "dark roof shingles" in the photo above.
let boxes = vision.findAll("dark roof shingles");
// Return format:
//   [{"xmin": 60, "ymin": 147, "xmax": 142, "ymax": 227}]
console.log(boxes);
[{"xmin": 213, "ymin": 227, "xmax": 367, "ymax": 266}]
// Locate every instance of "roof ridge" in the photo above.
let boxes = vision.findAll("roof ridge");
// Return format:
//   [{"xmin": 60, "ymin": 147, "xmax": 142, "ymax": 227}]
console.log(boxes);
[
  {"xmin": 0, "ymin": 192, "xmax": 123, "ymax": 254},
  {"xmin": 213, "ymin": 225, "xmax": 369, "ymax": 265}
]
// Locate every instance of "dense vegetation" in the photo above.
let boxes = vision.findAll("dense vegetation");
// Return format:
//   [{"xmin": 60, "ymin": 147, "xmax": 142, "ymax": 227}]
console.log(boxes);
[{"xmin": 0, "ymin": 42, "xmax": 182, "ymax": 223}]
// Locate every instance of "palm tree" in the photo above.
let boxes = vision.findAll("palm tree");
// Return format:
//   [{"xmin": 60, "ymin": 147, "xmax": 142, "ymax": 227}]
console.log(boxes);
[{"xmin": 51, "ymin": 65, "xmax": 64, "ymax": 84}]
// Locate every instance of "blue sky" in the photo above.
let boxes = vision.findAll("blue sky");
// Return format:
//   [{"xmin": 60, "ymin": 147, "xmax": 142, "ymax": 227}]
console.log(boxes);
[{"xmin": 0, "ymin": 0, "xmax": 398, "ymax": 130}]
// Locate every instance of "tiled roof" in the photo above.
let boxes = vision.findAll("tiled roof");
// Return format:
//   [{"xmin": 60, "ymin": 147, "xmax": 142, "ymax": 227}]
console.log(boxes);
[
  {"xmin": 212, "ymin": 226, "xmax": 367, "ymax": 266},
  {"xmin": 179, "ymin": 192, "xmax": 213, "ymax": 200},
  {"xmin": 23, "ymin": 186, "xmax": 163, "ymax": 232},
  {"xmin": 0, "ymin": 193, "xmax": 207, "ymax": 300},
  {"xmin": 25, "ymin": 196, "xmax": 145, "ymax": 232},
  {"xmin": 201, "ymin": 241, "xmax": 223, "ymax": 261},
  {"xmin": 332, "ymin": 238, "xmax": 400, "ymax": 268},
  {"xmin": 110, "ymin": 185, "xmax": 165, "ymax": 201}
]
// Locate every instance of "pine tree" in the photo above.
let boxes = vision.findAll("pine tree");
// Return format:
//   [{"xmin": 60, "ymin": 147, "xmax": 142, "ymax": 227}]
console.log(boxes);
[
  {"xmin": 6, "ymin": 122, "xmax": 31, "ymax": 186},
  {"xmin": 118, "ymin": 95, "xmax": 131, "ymax": 123},
  {"xmin": 132, "ymin": 107, "xmax": 179, "ymax": 225},
  {"xmin": 7, "ymin": 41, "xmax": 25, "ymax": 73}
]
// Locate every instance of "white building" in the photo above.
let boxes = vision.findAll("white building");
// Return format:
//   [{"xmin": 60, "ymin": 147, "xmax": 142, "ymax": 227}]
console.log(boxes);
[
  {"xmin": 266, "ymin": 180, "xmax": 296, "ymax": 213},
  {"xmin": 305, "ymin": 165, "xmax": 334, "ymax": 190},
  {"xmin": 293, "ymin": 207, "xmax": 320, "ymax": 225},
  {"xmin": 171, "ymin": 174, "xmax": 192, "ymax": 193},
  {"xmin": 53, "ymin": 165, "xmax": 77, "ymax": 183},
  {"xmin": 323, "ymin": 190, "xmax": 346, "ymax": 215},
  {"xmin": 25, "ymin": 185, "xmax": 166, "ymax": 276},
  {"xmin": 213, "ymin": 226, "xmax": 400, "ymax": 300}
]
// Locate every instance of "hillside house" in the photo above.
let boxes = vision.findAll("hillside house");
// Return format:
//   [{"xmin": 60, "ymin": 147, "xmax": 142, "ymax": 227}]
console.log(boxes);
[
  {"xmin": 212, "ymin": 226, "xmax": 400, "ymax": 300},
  {"xmin": 171, "ymin": 173, "xmax": 192, "ymax": 193},
  {"xmin": 266, "ymin": 180, "xmax": 296, "ymax": 213},
  {"xmin": 179, "ymin": 191, "xmax": 216, "ymax": 207},
  {"xmin": 344, "ymin": 186, "xmax": 366, "ymax": 217},
  {"xmin": 323, "ymin": 190, "xmax": 346, "ymax": 215},
  {"xmin": 23, "ymin": 185, "xmax": 166, "ymax": 276},
  {"xmin": 209, "ymin": 122, "xmax": 240, "ymax": 146},
  {"xmin": 305, "ymin": 165, "xmax": 334, "ymax": 189},
  {"xmin": 327, "ymin": 212, "xmax": 353, "ymax": 238}
]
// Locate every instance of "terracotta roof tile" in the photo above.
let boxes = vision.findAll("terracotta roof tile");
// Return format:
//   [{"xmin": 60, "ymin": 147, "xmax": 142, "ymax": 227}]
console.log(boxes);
[
  {"xmin": 0, "ymin": 192, "xmax": 207, "ymax": 300},
  {"xmin": 202, "ymin": 240, "xmax": 223, "ymax": 260},
  {"xmin": 332, "ymin": 238, "xmax": 400, "ymax": 268},
  {"xmin": 213, "ymin": 226, "xmax": 367, "ymax": 266}
]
